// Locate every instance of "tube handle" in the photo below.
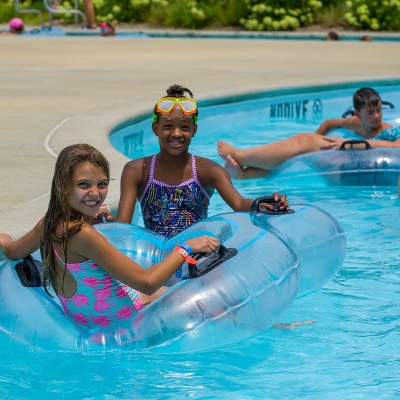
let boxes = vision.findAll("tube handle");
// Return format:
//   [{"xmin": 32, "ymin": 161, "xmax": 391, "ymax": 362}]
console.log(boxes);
[
  {"xmin": 250, "ymin": 196, "xmax": 294, "ymax": 215},
  {"xmin": 339, "ymin": 140, "xmax": 371, "ymax": 150}
]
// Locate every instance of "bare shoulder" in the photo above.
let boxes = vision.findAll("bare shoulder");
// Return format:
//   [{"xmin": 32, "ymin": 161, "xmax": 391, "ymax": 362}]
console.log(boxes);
[
  {"xmin": 123, "ymin": 157, "xmax": 146, "ymax": 173},
  {"xmin": 341, "ymin": 115, "xmax": 363, "ymax": 128},
  {"xmin": 195, "ymin": 156, "xmax": 226, "ymax": 179},
  {"xmin": 122, "ymin": 156, "xmax": 153, "ymax": 184},
  {"xmin": 69, "ymin": 223, "xmax": 108, "ymax": 253},
  {"xmin": 195, "ymin": 155, "xmax": 223, "ymax": 171}
]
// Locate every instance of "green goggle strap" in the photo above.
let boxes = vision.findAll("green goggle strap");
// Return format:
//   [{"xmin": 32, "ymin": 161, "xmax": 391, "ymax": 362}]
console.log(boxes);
[{"xmin": 152, "ymin": 113, "xmax": 198, "ymax": 124}]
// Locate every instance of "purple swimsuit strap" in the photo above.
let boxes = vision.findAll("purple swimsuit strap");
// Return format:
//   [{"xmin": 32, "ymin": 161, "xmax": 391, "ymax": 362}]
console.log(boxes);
[{"xmin": 140, "ymin": 154, "xmax": 209, "ymax": 202}]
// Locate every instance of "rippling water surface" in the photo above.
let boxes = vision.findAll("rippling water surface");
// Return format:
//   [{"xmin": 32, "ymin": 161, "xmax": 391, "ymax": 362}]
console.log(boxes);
[{"xmin": 2, "ymin": 84, "xmax": 400, "ymax": 399}]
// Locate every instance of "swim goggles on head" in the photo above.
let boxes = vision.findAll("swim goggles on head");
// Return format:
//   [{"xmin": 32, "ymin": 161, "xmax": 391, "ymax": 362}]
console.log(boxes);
[{"xmin": 152, "ymin": 97, "xmax": 198, "ymax": 123}]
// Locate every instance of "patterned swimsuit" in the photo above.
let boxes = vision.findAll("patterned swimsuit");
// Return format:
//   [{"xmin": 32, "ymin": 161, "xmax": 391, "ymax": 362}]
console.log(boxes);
[
  {"xmin": 139, "ymin": 154, "xmax": 210, "ymax": 239},
  {"xmin": 374, "ymin": 126, "xmax": 400, "ymax": 142},
  {"xmin": 55, "ymin": 247, "xmax": 143, "ymax": 330}
]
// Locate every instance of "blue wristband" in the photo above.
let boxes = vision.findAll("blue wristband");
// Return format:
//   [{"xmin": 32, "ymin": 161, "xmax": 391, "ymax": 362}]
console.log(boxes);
[{"xmin": 179, "ymin": 243, "xmax": 194, "ymax": 256}]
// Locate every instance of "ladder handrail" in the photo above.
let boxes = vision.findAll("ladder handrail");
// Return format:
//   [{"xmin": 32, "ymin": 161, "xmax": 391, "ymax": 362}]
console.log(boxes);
[
  {"xmin": 43, "ymin": 0, "xmax": 86, "ymax": 27},
  {"xmin": 14, "ymin": 0, "xmax": 44, "ymax": 29}
]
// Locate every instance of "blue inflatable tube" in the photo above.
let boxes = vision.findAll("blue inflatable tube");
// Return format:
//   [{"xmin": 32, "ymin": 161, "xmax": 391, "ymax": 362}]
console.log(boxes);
[
  {"xmin": 268, "ymin": 109, "xmax": 400, "ymax": 186},
  {"xmin": 0, "ymin": 206, "xmax": 346, "ymax": 353}
]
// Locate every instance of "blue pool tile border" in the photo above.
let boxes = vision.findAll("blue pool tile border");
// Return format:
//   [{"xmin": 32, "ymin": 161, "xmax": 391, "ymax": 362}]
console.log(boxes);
[{"xmin": 110, "ymin": 79, "xmax": 400, "ymax": 137}]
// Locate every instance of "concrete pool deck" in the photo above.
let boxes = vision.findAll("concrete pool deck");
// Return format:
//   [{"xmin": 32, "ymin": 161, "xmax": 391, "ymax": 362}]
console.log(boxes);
[{"xmin": 0, "ymin": 35, "xmax": 400, "ymax": 244}]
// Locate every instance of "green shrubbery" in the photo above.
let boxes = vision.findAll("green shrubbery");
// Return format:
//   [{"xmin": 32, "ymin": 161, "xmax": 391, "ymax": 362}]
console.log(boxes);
[
  {"xmin": 239, "ymin": 0, "xmax": 323, "ymax": 31},
  {"xmin": 58, "ymin": 0, "xmax": 324, "ymax": 30},
  {"xmin": 0, "ymin": 0, "xmax": 49, "ymax": 25},
  {"xmin": 2, "ymin": 0, "xmax": 400, "ymax": 31},
  {"xmin": 344, "ymin": 0, "xmax": 400, "ymax": 31},
  {"xmin": 58, "ymin": 0, "xmax": 247, "ymax": 28}
]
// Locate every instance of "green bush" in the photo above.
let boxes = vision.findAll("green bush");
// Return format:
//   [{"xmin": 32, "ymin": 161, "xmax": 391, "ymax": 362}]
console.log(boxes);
[
  {"xmin": 149, "ymin": 0, "xmax": 212, "ymax": 29},
  {"xmin": 0, "ymin": 0, "xmax": 49, "ymax": 25},
  {"xmin": 239, "ymin": 0, "xmax": 323, "ymax": 31},
  {"xmin": 57, "ymin": 0, "xmax": 150, "ymax": 23},
  {"xmin": 212, "ymin": 0, "xmax": 248, "ymax": 26},
  {"xmin": 314, "ymin": 2, "xmax": 350, "ymax": 27},
  {"xmin": 344, "ymin": 0, "xmax": 400, "ymax": 30},
  {"xmin": 149, "ymin": 0, "xmax": 248, "ymax": 29},
  {"xmin": 57, "ymin": 0, "xmax": 247, "ymax": 27},
  {"xmin": 5, "ymin": 0, "xmax": 400, "ymax": 32}
]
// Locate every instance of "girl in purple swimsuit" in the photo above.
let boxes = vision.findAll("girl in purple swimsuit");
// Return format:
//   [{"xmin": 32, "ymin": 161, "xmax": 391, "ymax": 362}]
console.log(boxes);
[
  {"xmin": 116, "ymin": 84, "xmax": 289, "ymax": 238},
  {"xmin": 0, "ymin": 144, "xmax": 219, "ymax": 329}
]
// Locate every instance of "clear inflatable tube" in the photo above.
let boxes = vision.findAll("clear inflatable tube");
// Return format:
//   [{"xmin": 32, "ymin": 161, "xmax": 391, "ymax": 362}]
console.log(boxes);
[
  {"xmin": 0, "ymin": 205, "xmax": 346, "ymax": 353},
  {"xmin": 268, "ymin": 147, "xmax": 400, "ymax": 186},
  {"xmin": 268, "ymin": 110, "xmax": 400, "ymax": 186}
]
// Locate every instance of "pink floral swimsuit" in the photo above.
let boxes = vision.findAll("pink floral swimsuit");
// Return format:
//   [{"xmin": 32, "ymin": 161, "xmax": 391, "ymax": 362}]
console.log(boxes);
[{"xmin": 54, "ymin": 247, "xmax": 143, "ymax": 330}]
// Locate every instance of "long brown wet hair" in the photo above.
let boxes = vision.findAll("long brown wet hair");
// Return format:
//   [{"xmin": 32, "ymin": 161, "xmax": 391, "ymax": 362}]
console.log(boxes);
[{"xmin": 40, "ymin": 143, "xmax": 110, "ymax": 296}]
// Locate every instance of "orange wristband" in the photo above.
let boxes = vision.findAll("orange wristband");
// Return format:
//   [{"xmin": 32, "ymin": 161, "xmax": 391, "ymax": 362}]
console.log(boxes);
[{"xmin": 173, "ymin": 246, "xmax": 198, "ymax": 264}]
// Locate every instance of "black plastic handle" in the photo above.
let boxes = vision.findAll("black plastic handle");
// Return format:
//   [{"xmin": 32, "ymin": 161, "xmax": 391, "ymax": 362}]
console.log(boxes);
[
  {"xmin": 98, "ymin": 213, "xmax": 108, "ymax": 223},
  {"xmin": 342, "ymin": 108, "xmax": 354, "ymax": 118},
  {"xmin": 250, "ymin": 196, "xmax": 294, "ymax": 215},
  {"xmin": 186, "ymin": 244, "xmax": 238, "ymax": 279},
  {"xmin": 339, "ymin": 140, "xmax": 371, "ymax": 150},
  {"xmin": 342, "ymin": 101, "xmax": 394, "ymax": 118},
  {"xmin": 14, "ymin": 255, "xmax": 44, "ymax": 288},
  {"xmin": 383, "ymin": 101, "xmax": 395, "ymax": 109}
]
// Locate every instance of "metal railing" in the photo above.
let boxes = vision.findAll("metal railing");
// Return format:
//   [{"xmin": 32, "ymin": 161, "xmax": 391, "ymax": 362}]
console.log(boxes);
[
  {"xmin": 43, "ymin": 0, "xmax": 86, "ymax": 27},
  {"xmin": 13, "ymin": 0, "xmax": 86, "ymax": 28},
  {"xmin": 14, "ymin": 0, "xmax": 44, "ymax": 29}
]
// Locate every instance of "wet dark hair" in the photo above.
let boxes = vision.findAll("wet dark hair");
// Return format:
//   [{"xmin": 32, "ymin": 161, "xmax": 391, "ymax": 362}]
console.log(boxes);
[
  {"xmin": 40, "ymin": 143, "xmax": 110, "ymax": 296},
  {"xmin": 326, "ymin": 30, "xmax": 339, "ymax": 40},
  {"xmin": 14, "ymin": 25, "xmax": 24, "ymax": 33},
  {"xmin": 166, "ymin": 84, "xmax": 194, "ymax": 98},
  {"xmin": 153, "ymin": 84, "xmax": 198, "ymax": 123},
  {"xmin": 353, "ymin": 87, "xmax": 381, "ymax": 112}
]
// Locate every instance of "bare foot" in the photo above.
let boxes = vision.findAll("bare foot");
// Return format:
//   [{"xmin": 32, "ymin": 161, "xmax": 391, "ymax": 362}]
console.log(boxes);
[
  {"xmin": 224, "ymin": 155, "xmax": 246, "ymax": 180},
  {"xmin": 273, "ymin": 320, "xmax": 317, "ymax": 330},
  {"xmin": 218, "ymin": 140, "xmax": 237, "ymax": 161}
]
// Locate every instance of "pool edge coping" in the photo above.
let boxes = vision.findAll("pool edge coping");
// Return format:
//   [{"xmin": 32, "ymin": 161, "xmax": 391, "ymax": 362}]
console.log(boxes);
[{"xmin": 110, "ymin": 78, "xmax": 400, "ymax": 135}]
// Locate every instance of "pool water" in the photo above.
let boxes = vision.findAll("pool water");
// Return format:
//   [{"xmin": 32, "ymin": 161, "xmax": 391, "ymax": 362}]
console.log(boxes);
[{"xmin": 2, "ymin": 83, "xmax": 400, "ymax": 399}]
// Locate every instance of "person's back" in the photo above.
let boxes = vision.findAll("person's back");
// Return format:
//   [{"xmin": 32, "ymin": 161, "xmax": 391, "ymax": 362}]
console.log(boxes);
[{"xmin": 53, "ymin": 235, "xmax": 143, "ymax": 329}]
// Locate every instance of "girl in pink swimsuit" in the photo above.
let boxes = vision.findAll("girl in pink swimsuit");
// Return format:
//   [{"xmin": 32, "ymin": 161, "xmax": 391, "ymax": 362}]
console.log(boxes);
[{"xmin": 0, "ymin": 144, "xmax": 219, "ymax": 329}]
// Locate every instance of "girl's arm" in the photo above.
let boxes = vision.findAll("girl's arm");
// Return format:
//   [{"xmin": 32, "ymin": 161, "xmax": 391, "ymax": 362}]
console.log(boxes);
[
  {"xmin": 73, "ymin": 225, "xmax": 219, "ymax": 295},
  {"xmin": 199, "ymin": 159, "xmax": 288, "ymax": 212},
  {"xmin": 117, "ymin": 159, "xmax": 143, "ymax": 223},
  {"xmin": 0, "ymin": 218, "xmax": 42, "ymax": 260},
  {"xmin": 316, "ymin": 116, "xmax": 363, "ymax": 136}
]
